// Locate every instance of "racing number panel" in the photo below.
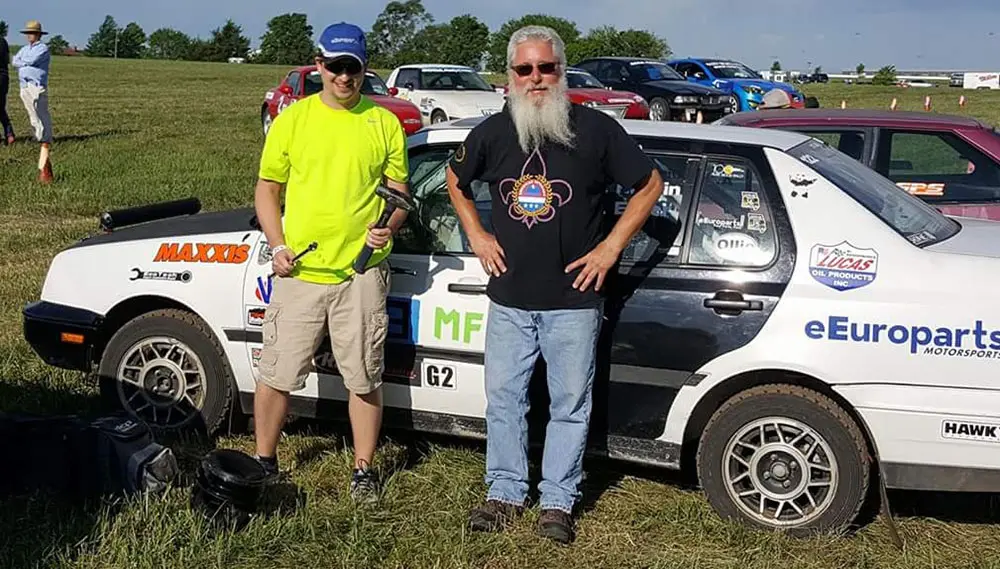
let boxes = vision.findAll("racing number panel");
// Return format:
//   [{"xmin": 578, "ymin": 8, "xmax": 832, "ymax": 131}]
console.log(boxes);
[{"xmin": 591, "ymin": 138, "xmax": 795, "ymax": 444}]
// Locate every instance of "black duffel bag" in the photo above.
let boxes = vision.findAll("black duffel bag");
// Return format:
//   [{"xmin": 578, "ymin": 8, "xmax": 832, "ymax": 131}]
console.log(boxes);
[{"xmin": 0, "ymin": 412, "xmax": 178, "ymax": 501}]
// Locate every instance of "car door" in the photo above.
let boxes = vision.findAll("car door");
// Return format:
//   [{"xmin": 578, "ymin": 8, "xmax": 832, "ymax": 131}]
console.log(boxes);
[
  {"xmin": 589, "ymin": 137, "xmax": 794, "ymax": 452},
  {"xmin": 388, "ymin": 141, "xmax": 494, "ymax": 420},
  {"xmin": 872, "ymin": 127, "xmax": 1000, "ymax": 219}
]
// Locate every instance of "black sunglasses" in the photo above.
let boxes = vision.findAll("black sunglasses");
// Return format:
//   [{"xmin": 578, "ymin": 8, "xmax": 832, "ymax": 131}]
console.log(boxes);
[
  {"xmin": 323, "ymin": 57, "xmax": 363, "ymax": 76},
  {"xmin": 510, "ymin": 62, "xmax": 559, "ymax": 77}
]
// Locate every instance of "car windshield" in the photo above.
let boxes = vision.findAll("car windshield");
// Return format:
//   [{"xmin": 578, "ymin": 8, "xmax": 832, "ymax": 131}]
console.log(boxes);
[
  {"xmin": 420, "ymin": 69, "xmax": 494, "ymax": 91},
  {"xmin": 303, "ymin": 72, "xmax": 389, "ymax": 96},
  {"xmin": 787, "ymin": 138, "xmax": 960, "ymax": 247},
  {"xmin": 631, "ymin": 61, "xmax": 685, "ymax": 82},
  {"xmin": 705, "ymin": 61, "xmax": 761, "ymax": 79},
  {"xmin": 566, "ymin": 71, "xmax": 605, "ymax": 89}
]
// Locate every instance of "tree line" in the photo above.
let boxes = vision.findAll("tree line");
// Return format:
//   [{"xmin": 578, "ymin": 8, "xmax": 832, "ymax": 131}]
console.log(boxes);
[{"xmin": 1, "ymin": 2, "xmax": 669, "ymax": 69}]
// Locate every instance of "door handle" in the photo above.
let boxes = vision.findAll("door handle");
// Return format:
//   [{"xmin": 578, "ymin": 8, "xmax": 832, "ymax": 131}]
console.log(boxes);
[
  {"xmin": 391, "ymin": 266, "xmax": 417, "ymax": 276},
  {"xmin": 704, "ymin": 291, "xmax": 763, "ymax": 314},
  {"xmin": 448, "ymin": 283, "xmax": 487, "ymax": 294}
]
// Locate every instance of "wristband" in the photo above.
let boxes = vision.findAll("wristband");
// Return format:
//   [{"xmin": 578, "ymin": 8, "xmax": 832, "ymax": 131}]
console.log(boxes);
[{"xmin": 272, "ymin": 245, "xmax": 288, "ymax": 255}]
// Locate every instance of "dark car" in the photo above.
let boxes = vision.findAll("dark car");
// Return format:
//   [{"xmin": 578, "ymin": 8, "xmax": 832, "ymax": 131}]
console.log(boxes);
[
  {"xmin": 574, "ymin": 57, "xmax": 729, "ymax": 122},
  {"xmin": 716, "ymin": 108, "xmax": 1000, "ymax": 220}
]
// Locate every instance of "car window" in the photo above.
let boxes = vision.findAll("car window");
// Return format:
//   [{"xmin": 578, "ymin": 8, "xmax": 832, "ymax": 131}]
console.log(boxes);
[
  {"xmin": 704, "ymin": 61, "xmax": 761, "ymax": 79},
  {"xmin": 788, "ymin": 138, "xmax": 960, "ymax": 247},
  {"xmin": 397, "ymin": 69, "xmax": 421, "ymax": 89},
  {"xmin": 797, "ymin": 130, "xmax": 866, "ymax": 162},
  {"xmin": 606, "ymin": 153, "xmax": 701, "ymax": 265},
  {"xmin": 673, "ymin": 62, "xmax": 703, "ymax": 78},
  {"xmin": 629, "ymin": 61, "xmax": 686, "ymax": 82},
  {"xmin": 880, "ymin": 130, "xmax": 1000, "ymax": 203},
  {"xmin": 688, "ymin": 157, "xmax": 778, "ymax": 267},
  {"xmin": 566, "ymin": 71, "xmax": 605, "ymax": 89},
  {"xmin": 394, "ymin": 146, "xmax": 491, "ymax": 255},
  {"xmin": 420, "ymin": 69, "xmax": 494, "ymax": 91},
  {"xmin": 287, "ymin": 71, "xmax": 301, "ymax": 95}
]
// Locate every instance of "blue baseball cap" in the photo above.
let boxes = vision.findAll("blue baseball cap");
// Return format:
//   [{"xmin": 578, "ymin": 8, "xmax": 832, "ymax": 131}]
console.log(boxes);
[{"xmin": 318, "ymin": 22, "xmax": 367, "ymax": 66}]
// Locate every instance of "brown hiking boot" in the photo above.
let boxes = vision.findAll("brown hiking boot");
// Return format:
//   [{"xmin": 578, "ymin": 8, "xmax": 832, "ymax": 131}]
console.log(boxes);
[
  {"xmin": 468, "ymin": 499, "xmax": 524, "ymax": 532},
  {"xmin": 537, "ymin": 509, "xmax": 575, "ymax": 544}
]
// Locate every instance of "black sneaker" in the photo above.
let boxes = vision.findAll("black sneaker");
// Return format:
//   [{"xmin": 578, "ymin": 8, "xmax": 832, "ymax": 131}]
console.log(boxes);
[
  {"xmin": 350, "ymin": 467, "xmax": 379, "ymax": 504},
  {"xmin": 255, "ymin": 455, "xmax": 281, "ymax": 483},
  {"xmin": 468, "ymin": 499, "xmax": 524, "ymax": 532},
  {"xmin": 537, "ymin": 509, "xmax": 575, "ymax": 544}
]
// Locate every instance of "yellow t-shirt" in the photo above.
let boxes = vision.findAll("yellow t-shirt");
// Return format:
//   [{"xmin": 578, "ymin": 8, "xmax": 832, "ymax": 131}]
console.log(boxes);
[{"xmin": 258, "ymin": 94, "xmax": 409, "ymax": 284}]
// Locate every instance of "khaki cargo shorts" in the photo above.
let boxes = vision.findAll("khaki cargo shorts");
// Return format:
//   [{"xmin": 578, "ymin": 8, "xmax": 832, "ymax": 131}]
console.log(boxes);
[{"xmin": 256, "ymin": 261, "xmax": 390, "ymax": 395}]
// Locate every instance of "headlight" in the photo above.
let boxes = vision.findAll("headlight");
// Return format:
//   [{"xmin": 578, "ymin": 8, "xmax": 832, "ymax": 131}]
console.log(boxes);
[
  {"xmin": 633, "ymin": 95, "xmax": 647, "ymax": 105},
  {"xmin": 673, "ymin": 95, "xmax": 698, "ymax": 104},
  {"xmin": 741, "ymin": 85, "xmax": 765, "ymax": 95},
  {"xmin": 582, "ymin": 100, "xmax": 599, "ymax": 108}
]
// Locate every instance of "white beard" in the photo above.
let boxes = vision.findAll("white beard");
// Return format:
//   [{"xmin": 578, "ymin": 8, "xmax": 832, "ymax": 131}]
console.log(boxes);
[{"xmin": 507, "ymin": 77, "xmax": 574, "ymax": 154}]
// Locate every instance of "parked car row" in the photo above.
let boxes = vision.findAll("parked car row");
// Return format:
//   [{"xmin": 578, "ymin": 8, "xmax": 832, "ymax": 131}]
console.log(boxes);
[{"xmin": 260, "ymin": 56, "xmax": 808, "ymax": 134}]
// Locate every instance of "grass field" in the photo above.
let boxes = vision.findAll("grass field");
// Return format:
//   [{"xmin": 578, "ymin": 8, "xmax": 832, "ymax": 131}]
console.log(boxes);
[{"xmin": 6, "ymin": 57, "xmax": 1000, "ymax": 569}]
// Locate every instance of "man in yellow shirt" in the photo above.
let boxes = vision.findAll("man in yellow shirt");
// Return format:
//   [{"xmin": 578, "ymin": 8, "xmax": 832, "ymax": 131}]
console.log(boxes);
[{"xmin": 252, "ymin": 21, "xmax": 410, "ymax": 502}]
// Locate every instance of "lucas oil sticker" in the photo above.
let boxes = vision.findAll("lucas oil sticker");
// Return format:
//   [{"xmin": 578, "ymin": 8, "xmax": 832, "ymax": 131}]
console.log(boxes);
[{"xmin": 809, "ymin": 242, "xmax": 878, "ymax": 291}]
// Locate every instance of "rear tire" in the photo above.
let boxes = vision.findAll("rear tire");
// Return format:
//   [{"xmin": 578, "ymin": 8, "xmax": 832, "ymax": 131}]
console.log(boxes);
[
  {"xmin": 696, "ymin": 384, "xmax": 871, "ymax": 537},
  {"xmin": 98, "ymin": 309, "xmax": 236, "ymax": 436}
]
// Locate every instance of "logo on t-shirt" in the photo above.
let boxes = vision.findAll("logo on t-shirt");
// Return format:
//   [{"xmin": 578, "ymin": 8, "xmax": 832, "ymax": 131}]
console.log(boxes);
[{"xmin": 500, "ymin": 149, "xmax": 573, "ymax": 228}]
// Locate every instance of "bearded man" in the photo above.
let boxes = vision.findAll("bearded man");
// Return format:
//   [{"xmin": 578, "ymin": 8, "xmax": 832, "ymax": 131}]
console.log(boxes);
[{"xmin": 445, "ymin": 25, "xmax": 664, "ymax": 544}]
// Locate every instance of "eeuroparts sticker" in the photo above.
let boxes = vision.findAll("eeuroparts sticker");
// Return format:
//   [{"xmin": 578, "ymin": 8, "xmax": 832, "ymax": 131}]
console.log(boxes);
[{"xmin": 805, "ymin": 316, "xmax": 1000, "ymax": 359}]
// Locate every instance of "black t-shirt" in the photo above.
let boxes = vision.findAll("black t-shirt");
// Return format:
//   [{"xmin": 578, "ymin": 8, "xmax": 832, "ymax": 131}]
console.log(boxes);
[
  {"xmin": 0, "ymin": 38, "xmax": 8, "ymax": 80},
  {"xmin": 449, "ymin": 103, "xmax": 654, "ymax": 310}
]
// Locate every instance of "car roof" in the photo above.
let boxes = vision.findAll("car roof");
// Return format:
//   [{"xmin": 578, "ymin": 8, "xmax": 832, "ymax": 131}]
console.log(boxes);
[
  {"xmin": 412, "ymin": 115, "xmax": 812, "ymax": 150},
  {"xmin": 718, "ymin": 108, "xmax": 993, "ymax": 129},
  {"xmin": 579, "ymin": 56, "xmax": 662, "ymax": 63},
  {"xmin": 397, "ymin": 63, "xmax": 473, "ymax": 70}
]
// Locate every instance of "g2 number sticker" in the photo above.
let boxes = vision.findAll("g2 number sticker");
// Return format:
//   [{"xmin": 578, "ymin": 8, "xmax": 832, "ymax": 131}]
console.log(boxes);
[{"xmin": 423, "ymin": 363, "xmax": 456, "ymax": 390}]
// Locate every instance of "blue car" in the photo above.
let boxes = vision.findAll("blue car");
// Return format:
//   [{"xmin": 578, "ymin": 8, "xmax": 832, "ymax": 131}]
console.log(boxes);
[{"xmin": 667, "ymin": 58, "xmax": 804, "ymax": 113}]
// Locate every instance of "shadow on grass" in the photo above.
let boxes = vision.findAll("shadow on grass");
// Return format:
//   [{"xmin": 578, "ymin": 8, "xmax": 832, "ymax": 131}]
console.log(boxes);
[{"xmin": 53, "ymin": 129, "xmax": 137, "ymax": 144}]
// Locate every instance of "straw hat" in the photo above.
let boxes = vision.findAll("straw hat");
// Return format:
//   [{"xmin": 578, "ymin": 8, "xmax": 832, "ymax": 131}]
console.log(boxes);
[{"xmin": 20, "ymin": 20, "xmax": 49, "ymax": 35}]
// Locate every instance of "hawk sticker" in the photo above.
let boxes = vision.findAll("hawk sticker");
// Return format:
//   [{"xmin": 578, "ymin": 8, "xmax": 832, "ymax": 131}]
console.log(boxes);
[{"xmin": 500, "ymin": 149, "xmax": 573, "ymax": 228}]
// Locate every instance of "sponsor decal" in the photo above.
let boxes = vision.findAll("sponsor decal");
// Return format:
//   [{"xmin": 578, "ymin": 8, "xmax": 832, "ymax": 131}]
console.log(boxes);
[
  {"xmin": 255, "ymin": 276, "xmax": 273, "ymax": 304},
  {"xmin": 247, "ymin": 307, "xmax": 266, "ymax": 327},
  {"xmin": 896, "ymin": 182, "xmax": 945, "ymax": 197},
  {"xmin": 740, "ymin": 191, "xmax": 760, "ymax": 211},
  {"xmin": 129, "ymin": 267, "xmax": 192, "ymax": 282},
  {"xmin": 154, "ymin": 243, "xmax": 250, "ymax": 264},
  {"xmin": 434, "ymin": 307, "xmax": 484, "ymax": 345},
  {"xmin": 251, "ymin": 347, "xmax": 261, "ymax": 368},
  {"xmin": 257, "ymin": 242, "xmax": 272, "ymax": 265},
  {"xmin": 265, "ymin": 92, "xmax": 274, "ymax": 100},
  {"xmin": 809, "ymin": 242, "xmax": 878, "ymax": 291},
  {"xmin": 942, "ymin": 420, "xmax": 1000, "ymax": 442},
  {"xmin": 697, "ymin": 211, "xmax": 745, "ymax": 230},
  {"xmin": 711, "ymin": 163, "xmax": 746, "ymax": 179},
  {"xmin": 798, "ymin": 153, "xmax": 819, "ymax": 165},
  {"xmin": 712, "ymin": 232, "xmax": 759, "ymax": 262},
  {"xmin": 747, "ymin": 213, "xmax": 767, "ymax": 233},
  {"xmin": 790, "ymin": 173, "xmax": 816, "ymax": 187},
  {"xmin": 805, "ymin": 316, "xmax": 1000, "ymax": 359},
  {"xmin": 907, "ymin": 230, "xmax": 936, "ymax": 246}
]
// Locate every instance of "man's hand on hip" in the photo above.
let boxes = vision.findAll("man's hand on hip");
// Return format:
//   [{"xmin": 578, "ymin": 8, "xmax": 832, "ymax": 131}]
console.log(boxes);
[
  {"xmin": 565, "ymin": 240, "xmax": 620, "ymax": 292},
  {"xmin": 366, "ymin": 224, "xmax": 393, "ymax": 249}
]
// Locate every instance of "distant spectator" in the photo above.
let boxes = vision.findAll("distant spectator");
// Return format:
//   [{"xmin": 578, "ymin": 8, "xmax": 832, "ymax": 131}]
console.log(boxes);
[
  {"xmin": 0, "ymin": 24, "xmax": 13, "ymax": 145},
  {"xmin": 758, "ymin": 88, "xmax": 793, "ymax": 110},
  {"xmin": 12, "ymin": 20, "xmax": 53, "ymax": 182}
]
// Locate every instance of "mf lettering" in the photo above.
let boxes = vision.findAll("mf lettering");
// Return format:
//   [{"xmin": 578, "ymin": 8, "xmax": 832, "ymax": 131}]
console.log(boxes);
[{"xmin": 434, "ymin": 308, "xmax": 483, "ymax": 344}]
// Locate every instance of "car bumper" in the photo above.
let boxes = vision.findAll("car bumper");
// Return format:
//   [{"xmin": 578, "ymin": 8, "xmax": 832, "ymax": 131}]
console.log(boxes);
[
  {"xmin": 23, "ymin": 300, "xmax": 102, "ymax": 371},
  {"xmin": 669, "ymin": 103, "xmax": 729, "ymax": 122}
]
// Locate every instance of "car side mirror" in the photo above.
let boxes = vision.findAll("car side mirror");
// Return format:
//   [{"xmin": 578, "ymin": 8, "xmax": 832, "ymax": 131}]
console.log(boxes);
[
  {"xmin": 388, "ymin": 87, "xmax": 399, "ymax": 96},
  {"xmin": 278, "ymin": 84, "xmax": 293, "ymax": 96}
]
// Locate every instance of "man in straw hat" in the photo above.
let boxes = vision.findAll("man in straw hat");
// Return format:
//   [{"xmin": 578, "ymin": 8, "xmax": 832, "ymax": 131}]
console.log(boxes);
[{"xmin": 12, "ymin": 20, "xmax": 53, "ymax": 182}]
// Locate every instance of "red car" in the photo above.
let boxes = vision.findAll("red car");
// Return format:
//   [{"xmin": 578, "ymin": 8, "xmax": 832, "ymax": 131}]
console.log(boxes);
[
  {"xmin": 501, "ymin": 67, "xmax": 649, "ymax": 119},
  {"xmin": 261, "ymin": 67, "xmax": 424, "ymax": 136},
  {"xmin": 717, "ymin": 108, "xmax": 1000, "ymax": 220}
]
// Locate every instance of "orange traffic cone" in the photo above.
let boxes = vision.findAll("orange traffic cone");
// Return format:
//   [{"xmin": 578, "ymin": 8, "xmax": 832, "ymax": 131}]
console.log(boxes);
[{"xmin": 38, "ymin": 143, "xmax": 53, "ymax": 184}]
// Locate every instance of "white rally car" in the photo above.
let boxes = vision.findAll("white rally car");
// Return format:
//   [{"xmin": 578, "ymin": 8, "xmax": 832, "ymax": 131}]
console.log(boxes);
[
  {"xmin": 23, "ymin": 118, "xmax": 1000, "ymax": 536},
  {"xmin": 385, "ymin": 64, "xmax": 505, "ymax": 125}
]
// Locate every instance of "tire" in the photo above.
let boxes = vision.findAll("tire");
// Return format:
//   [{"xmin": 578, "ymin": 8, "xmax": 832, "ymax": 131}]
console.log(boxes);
[
  {"xmin": 649, "ymin": 98, "xmax": 669, "ymax": 121},
  {"xmin": 696, "ymin": 384, "xmax": 871, "ymax": 537},
  {"xmin": 262, "ymin": 107, "xmax": 273, "ymax": 136},
  {"xmin": 728, "ymin": 94, "xmax": 741, "ymax": 114},
  {"xmin": 98, "ymin": 309, "xmax": 236, "ymax": 436},
  {"xmin": 430, "ymin": 110, "xmax": 448, "ymax": 124}
]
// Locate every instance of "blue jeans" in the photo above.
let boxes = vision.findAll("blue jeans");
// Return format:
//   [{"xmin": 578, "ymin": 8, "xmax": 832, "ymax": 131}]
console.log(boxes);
[{"xmin": 483, "ymin": 300, "xmax": 604, "ymax": 514}]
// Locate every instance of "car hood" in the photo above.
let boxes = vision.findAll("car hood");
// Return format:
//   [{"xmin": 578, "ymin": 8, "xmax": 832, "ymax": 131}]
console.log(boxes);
[
  {"xmin": 369, "ymin": 94, "xmax": 420, "ymax": 116},
  {"xmin": 925, "ymin": 216, "xmax": 1000, "ymax": 258},
  {"xmin": 644, "ymin": 80, "xmax": 722, "ymax": 95},
  {"xmin": 569, "ymin": 88, "xmax": 639, "ymax": 103},
  {"xmin": 418, "ymin": 91, "xmax": 505, "ymax": 109}
]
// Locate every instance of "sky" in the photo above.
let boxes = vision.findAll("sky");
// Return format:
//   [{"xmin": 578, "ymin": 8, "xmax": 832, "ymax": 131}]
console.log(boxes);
[{"xmin": 3, "ymin": 0, "xmax": 999, "ymax": 72}]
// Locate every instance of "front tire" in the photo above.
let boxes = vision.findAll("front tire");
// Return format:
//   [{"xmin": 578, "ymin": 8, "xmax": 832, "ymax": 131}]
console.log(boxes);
[
  {"xmin": 430, "ymin": 110, "xmax": 448, "ymax": 124},
  {"xmin": 729, "ymin": 94, "xmax": 741, "ymax": 114},
  {"xmin": 649, "ymin": 97, "xmax": 669, "ymax": 121},
  {"xmin": 98, "ymin": 309, "xmax": 236, "ymax": 436},
  {"xmin": 697, "ymin": 384, "xmax": 871, "ymax": 537}
]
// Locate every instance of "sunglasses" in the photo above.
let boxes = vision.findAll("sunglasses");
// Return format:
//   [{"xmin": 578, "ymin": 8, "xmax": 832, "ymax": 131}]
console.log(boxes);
[
  {"xmin": 323, "ymin": 57, "xmax": 363, "ymax": 76},
  {"xmin": 510, "ymin": 62, "xmax": 559, "ymax": 77}
]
